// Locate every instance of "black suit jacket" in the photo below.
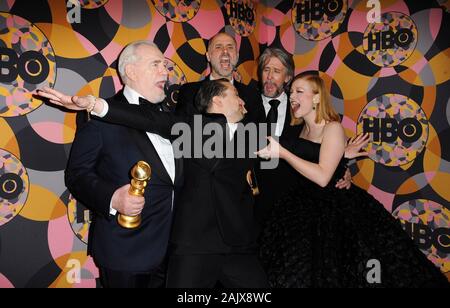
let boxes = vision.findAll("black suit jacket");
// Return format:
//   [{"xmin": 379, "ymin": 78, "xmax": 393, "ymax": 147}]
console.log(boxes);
[
  {"xmin": 66, "ymin": 92, "xmax": 183, "ymax": 272},
  {"xmin": 100, "ymin": 102, "xmax": 260, "ymax": 255},
  {"xmin": 176, "ymin": 77, "xmax": 266, "ymax": 124},
  {"xmin": 254, "ymin": 96, "xmax": 303, "ymax": 225},
  {"xmin": 280, "ymin": 97, "xmax": 303, "ymax": 139},
  {"xmin": 177, "ymin": 80, "xmax": 302, "ymax": 226}
]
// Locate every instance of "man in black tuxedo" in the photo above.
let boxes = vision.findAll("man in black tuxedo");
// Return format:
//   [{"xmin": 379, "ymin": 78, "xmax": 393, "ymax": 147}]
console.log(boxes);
[
  {"xmin": 173, "ymin": 40, "xmax": 302, "ymax": 226},
  {"xmin": 254, "ymin": 48, "xmax": 355, "ymax": 226},
  {"xmin": 254, "ymin": 47, "xmax": 303, "ymax": 225},
  {"xmin": 175, "ymin": 32, "xmax": 266, "ymax": 124},
  {"xmin": 64, "ymin": 41, "xmax": 183, "ymax": 288},
  {"xmin": 39, "ymin": 79, "xmax": 269, "ymax": 288},
  {"xmin": 106, "ymin": 80, "xmax": 268, "ymax": 288}
]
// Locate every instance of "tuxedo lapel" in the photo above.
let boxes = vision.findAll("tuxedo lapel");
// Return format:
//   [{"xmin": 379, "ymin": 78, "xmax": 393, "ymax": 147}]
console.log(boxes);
[
  {"xmin": 174, "ymin": 156, "xmax": 183, "ymax": 187},
  {"xmin": 126, "ymin": 128, "xmax": 173, "ymax": 185},
  {"xmin": 281, "ymin": 97, "xmax": 303, "ymax": 139},
  {"xmin": 283, "ymin": 97, "xmax": 292, "ymax": 133},
  {"xmin": 235, "ymin": 81, "xmax": 265, "ymax": 124},
  {"xmin": 111, "ymin": 93, "xmax": 173, "ymax": 185}
]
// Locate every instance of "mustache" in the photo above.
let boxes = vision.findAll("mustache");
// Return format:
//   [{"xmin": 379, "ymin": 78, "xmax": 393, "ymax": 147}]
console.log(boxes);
[{"xmin": 263, "ymin": 81, "xmax": 276, "ymax": 87}]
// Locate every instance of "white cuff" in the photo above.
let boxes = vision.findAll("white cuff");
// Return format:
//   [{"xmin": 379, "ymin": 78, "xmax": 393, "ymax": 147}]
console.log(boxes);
[
  {"xmin": 91, "ymin": 99, "xmax": 109, "ymax": 118},
  {"xmin": 109, "ymin": 199, "xmax": 117, "ymax": 216}
]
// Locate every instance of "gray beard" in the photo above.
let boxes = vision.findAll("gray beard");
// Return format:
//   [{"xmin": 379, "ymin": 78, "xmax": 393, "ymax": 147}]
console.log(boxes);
[{"xmin": 263, "ymin": 86, "xmax": 284, "ymax": 98}]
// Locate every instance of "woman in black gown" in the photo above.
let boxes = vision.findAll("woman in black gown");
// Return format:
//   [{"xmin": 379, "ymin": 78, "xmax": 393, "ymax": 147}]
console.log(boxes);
[{"xmin": 256, "ymin": 73, "xmax": 449, "ymax": 288}]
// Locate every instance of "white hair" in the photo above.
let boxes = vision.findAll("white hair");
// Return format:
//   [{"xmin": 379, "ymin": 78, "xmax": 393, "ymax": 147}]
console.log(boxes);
[{"xmin": 118, "ymin": 40, "xmax": 158, "ymax": 83}]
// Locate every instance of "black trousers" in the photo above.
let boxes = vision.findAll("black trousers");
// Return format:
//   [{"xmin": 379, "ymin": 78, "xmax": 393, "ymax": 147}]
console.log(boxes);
[
  {"xmin": 166, "ymin": 254, "xmax": 269, "ymax": 288},
  {"xmin": 99, "ymin": 261, "xmax": 167, "ymax": 288}
]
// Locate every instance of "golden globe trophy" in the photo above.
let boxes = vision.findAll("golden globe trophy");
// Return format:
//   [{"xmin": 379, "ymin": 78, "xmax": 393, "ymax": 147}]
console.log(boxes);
[
  {"xmin": 117, "ymin": 161, "xmax": 152, "ymax": 229},
  {"xmin": 246, "ymin": 169, "xmax": 260, "ymax": 196}
]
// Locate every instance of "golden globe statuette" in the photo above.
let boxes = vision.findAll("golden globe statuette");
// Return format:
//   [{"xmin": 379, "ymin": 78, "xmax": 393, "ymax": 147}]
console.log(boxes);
[
  {"xmin": 247, "ymin": 169, "xmax": 260, "ymax": 196},
  {"xmin": 117, "ymin": 161, "xmax": 152, "ymax": 229}
]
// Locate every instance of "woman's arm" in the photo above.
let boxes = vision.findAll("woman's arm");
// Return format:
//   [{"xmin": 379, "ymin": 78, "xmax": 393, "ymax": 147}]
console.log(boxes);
[
  {"xmin": 284, "ymin": 123, "xmax": 346, "ymax": 187},
  {"xmin": 257, "ymin": 122, "xmax": 346, "ymax": 187}
]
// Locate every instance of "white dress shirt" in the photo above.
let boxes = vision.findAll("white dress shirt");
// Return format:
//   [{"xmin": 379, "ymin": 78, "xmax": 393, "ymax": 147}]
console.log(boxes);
[
  {"xmin": 227, "ymin": 123, "xmax": 238, "ymax": 141},
  {"xmin": 209, "ymin": 75, "xmax": 234, "ymax": 84},
  {"xmin": 94, "ymin": 86, "xmax": 176, "ymax": 215},
  {"xmin": 262, "ymin": 92, "xmax": 288, "ymax": 137}
]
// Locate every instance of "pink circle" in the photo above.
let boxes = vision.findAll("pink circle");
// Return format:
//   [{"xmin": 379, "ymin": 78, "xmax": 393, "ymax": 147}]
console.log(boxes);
[
  {"xmin": 30, "ymin": 122, "xmax": 67, "ymax": 144},
  {"xmin": 0, "ymin": 273, "xmax": 14, "ymax": 288},
  {"xmin": 280, "ymin": 25, "xmax": 296, "ymax": 54},
  {"xmin": 104, "ymin": 0, "xmax": 123, "ymax": 24},
  {"xmin": 48, "ymin": 215, "xmax": 76, "ymax": 261},
  {"xmin": 188, "ymin": 8, "xmax": 225, "ymax": 40}
]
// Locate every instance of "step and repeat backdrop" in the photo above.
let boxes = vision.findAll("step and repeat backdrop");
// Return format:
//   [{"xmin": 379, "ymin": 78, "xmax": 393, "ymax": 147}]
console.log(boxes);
[{"xmin": 0, "ymin": 0, "xmax": 448, "ymax": 287}]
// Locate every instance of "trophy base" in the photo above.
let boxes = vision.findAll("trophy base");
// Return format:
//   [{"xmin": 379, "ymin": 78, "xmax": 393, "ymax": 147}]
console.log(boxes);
[{"xmin": 117, "ymin": 214, "xmax": 141, "ymax": 229}]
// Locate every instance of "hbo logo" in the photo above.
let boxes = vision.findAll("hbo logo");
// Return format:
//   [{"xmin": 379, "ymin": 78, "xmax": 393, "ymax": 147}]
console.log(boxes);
[
  {"xmin": 0, "ymin": 48, "xmax": 49, "ymax": 84},
  {"xmin": 402, "ymin": 222, "xmax": 450, "ymax": 254},
  {"xmin": 0, "ymin": 173, "xmax": 23, "ymax": 200},
  {"xmin": 228, "ymin": 0, "xmax": 254, "ymax": 24},
  {"xmin": 295, "ymin": 0, "xmax": 344, "ymax": 23},
  {"xmin": 366, "ymin": 29, "xmax": 415, "ymax": 51},
  {"xmin": 363, "ymin": 118, "xmax": 422, "ymax": 143}
]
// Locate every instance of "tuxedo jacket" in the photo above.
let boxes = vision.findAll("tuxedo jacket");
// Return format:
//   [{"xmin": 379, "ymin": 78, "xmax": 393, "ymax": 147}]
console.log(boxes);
[
  {"xmin": 100, "ymin": 102, "xmax": 260, "ymax": 255},
  {"xmin": 254, "ymin": 96, "xmax": 303, "ymax": 225},
  {"xmin": 66, "ymin": 92, "xmax": 183, "ymax": 272},
  {"xmin": 176, "ymin": 78, "xmax": 302, "ymax": 226},
  {"xmin": 175, "ymin": 77, "xmax": 266, "ymax": 124}
]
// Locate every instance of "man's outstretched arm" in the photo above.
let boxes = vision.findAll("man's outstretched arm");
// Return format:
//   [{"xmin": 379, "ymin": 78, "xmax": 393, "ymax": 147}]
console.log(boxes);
[{"xmin": 37, "ymin": 87, "xmax": 187, "ymax": 139}]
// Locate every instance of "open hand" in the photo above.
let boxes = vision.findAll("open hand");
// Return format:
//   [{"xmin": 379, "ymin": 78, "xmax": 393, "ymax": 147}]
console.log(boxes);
[
  {"xmin": 255, "ymin": 136, "xmax": 283, "ymax": 160},
  {"xmin": 344, "ymin": 133, "xmax": 370, "ymax": 159},
  {"xmin": 36, "ymin": 87, "xmax": 93, "ymax": 111}
]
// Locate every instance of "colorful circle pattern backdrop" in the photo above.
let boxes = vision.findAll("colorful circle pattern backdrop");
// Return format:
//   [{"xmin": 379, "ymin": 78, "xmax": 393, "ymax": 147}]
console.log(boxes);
[
  {"xmin": 363, "ymin": 11, "xmax": 418, "ymax": 67},
  {"xmin": 0, "ymin": 0, "xmax": 448, "ymax": 287},
  {"xmin": 0, "ymin": 12, "xmax": 56, "ymax": 117},
  {"xmin": 0, "ymin": 149, "xmax": 29, "ymax": 227}
]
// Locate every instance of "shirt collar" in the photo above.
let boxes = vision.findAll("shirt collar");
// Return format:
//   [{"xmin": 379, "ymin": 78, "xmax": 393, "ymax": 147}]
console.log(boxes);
[
  {"xmin": 123, "ymin": 85, "xmax": 147, "ymax": 106},
  {"xmin": 262, "ymin": 92, "xmax": 288, "ymax": 105},
  {"xmin": 209, "ymin": 74, "xmax": 234, "ymax": 85}
]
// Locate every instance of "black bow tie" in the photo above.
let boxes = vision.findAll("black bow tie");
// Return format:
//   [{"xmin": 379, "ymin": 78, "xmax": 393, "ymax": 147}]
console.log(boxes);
[
  {"xmin": 138, "ymin": 97, "xmax": 152, "ymax": 106},
  {"xmin": 139, "ymin": 97, "xmax": 170, "ymax": 112}
]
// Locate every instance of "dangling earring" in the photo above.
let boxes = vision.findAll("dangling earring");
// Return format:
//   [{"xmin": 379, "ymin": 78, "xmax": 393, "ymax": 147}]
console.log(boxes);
[{"xmin": 312, "ymin": 94, "xmax": 319, "ymax": 111}]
